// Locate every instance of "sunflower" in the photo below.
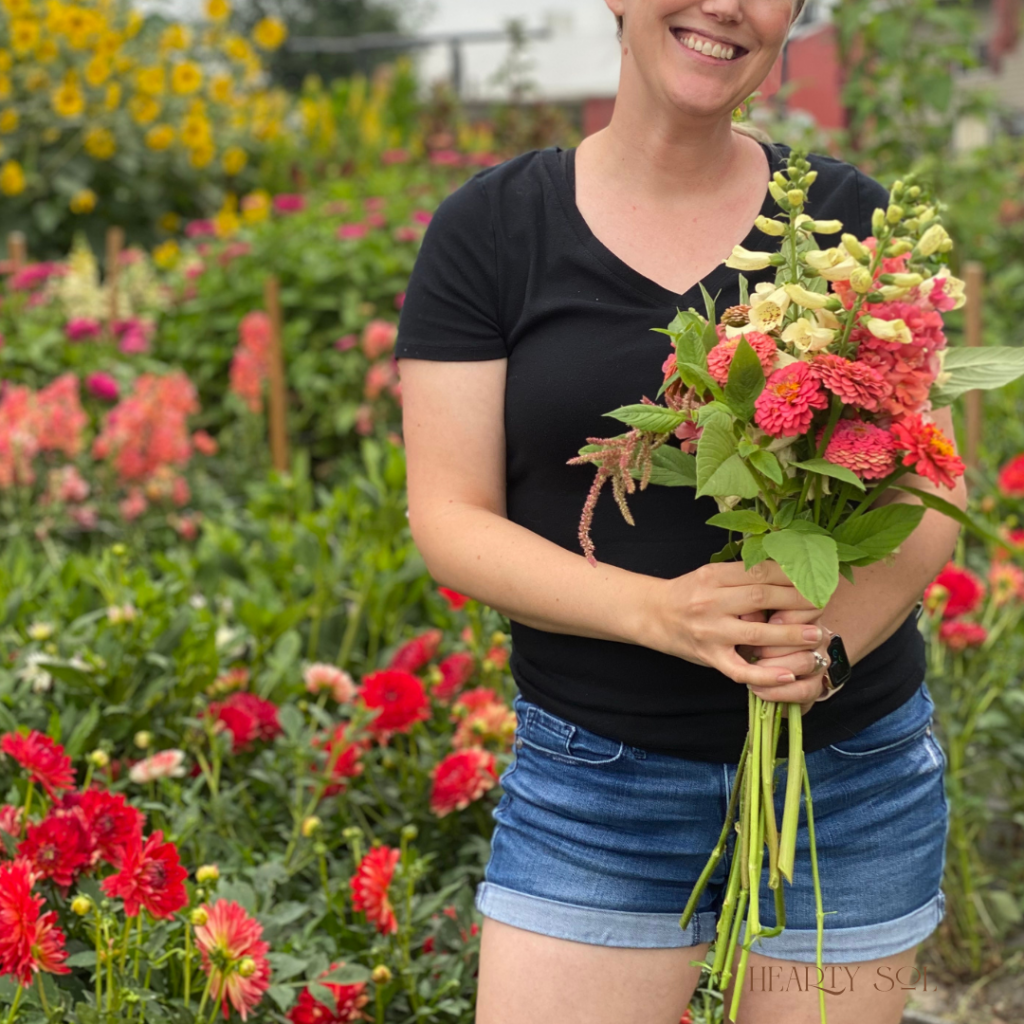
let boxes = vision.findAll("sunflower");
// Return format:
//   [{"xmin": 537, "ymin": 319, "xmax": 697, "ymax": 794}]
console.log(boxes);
[
  {"xmin": 104, "ymin": 81, "xmax": 121, "ymax": 110},
  {"xmin": 206, "ymin": 0, "xmax": 230, "ymax": 21},
  {"xmin": 171, "ymin": 61, "xmax": 203, "ymax": 96},
  {"xmin": 85, "ymin": 55, "xmax": 111, "ymax": 87},
  {"xmin": 84, "ymin": 126, "xmax": 116, "ymax": 160},
  {"xmin": 0, "ymin": 158, "xmax": 25, "ymax": 196},
  {"xmin": 209, "ymin": 72, "xmax": 233, "ymax": 104},
  {"xmin": 35, "ymin": 38, "xmax": 59, "ymax": 64},
  {"xmin": 145, "ymin": 124, "xmax": 174, "ymax": 151},
  {"xmin": 69, "ymin": 188, "xmax": 97, "ymax": 214},
  {"xmin": 188, "ymin": 142, "xmax": 215, "ymax": 169},
  {"xmin": 179, "ymin": 114, "xmax": 211, "ymax": 149},
  {"xmin": 134, "ymin": 65, "xmax": 166, "ymax": 97},
  {"xmin": 221, "ymin": 146, "xmax": 246, "ymax": 175},
  {"xmin": 10, "ymin": 19, "xmax": 40, "ymax": 56},
  {"xmin": 0, "ymin": 109, "xmax": 18, "ymax": 134},
  {"xmin": 252, "ymin": 17, "xmax": 287, "ymax": 51},
  {"xmin": 51, "ymin": 78, "xmax": 85, "ymax": 119},
  {"xmin": 160, "ymin": 25, "xmax": 191, "ymax": 52},
  {"xmin": 128, "ymin": 95, "xmax": 160, "ymax": 125}
]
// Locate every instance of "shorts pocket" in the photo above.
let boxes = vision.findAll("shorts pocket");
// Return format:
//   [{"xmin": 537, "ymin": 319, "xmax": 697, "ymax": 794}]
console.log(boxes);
[
  {"xmin": 516, "ymin": 699, "xmax": 625, "ymax": 766},
  {"xmin": 828, "ymin": 681, "xmax": 934, "ymax": 758}
]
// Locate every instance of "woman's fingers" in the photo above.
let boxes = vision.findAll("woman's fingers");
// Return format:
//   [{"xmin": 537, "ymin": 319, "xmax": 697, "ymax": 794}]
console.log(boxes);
[
  {"xmin": 730, "ymin": 621, "xmax": 825, "ymax": 650},
  {"xmin": 722, "ymin": 584, "xmax": 823, "ymax": 617},
  {"xmin": 719, "ymin": 649, "xmax": 802, "ymax": 688},
  {"xmin": 767, "ymin": 608, "xmax": 823, "ymax": 626}
]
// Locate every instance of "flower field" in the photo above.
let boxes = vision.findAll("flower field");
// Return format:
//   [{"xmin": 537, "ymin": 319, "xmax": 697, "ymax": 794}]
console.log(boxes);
[{"xmin": 0, "ymin": 0, "xmax": 1024, "ymax": 1019}]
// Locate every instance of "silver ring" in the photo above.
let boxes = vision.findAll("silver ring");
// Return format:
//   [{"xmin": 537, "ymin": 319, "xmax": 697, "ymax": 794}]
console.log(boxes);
[{"xmin": 812, "ymin": 651, "xmax": 829, "ymax": 673}]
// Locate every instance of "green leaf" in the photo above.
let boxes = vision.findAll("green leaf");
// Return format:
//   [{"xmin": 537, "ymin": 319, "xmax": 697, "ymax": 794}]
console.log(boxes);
[
  {"xmin": 701, "ymin": 320, "xmax": 720, "ymax": 355},
  {"xmin": 787, "ymin": 518, "xmax": 831, "ymax": 536},
  {"xmin": 774, "ymin": 501, "xmax": 797, "ymax": 528},
  {"xmin": 723, "ymin": 338, "xmax": 766, "ymax": 422},
  {"xmin": 696, "ymin": 414, "xmax": 759, "ymax": 499},
  {"xmin": 278, "ymin": 704, "xmax": 305, "ymax": 742},
  {"xmin": 749, "ymin": 449, "xmax": 784, "ymax": 485},
  {"xmin": 699, "ymin": 282, "xmax": 718, "ymax": 325},
  {"xmin": 64, "ymin": 703, "xmax": 101, "ymax": 758},
  {"xmin": 678, "ymin": 362, "xmax": 722, "ymax": 398},
  {"xmin": 707, "ymin": 510, "xmax": 772, "ymax": 534},
  {"xmin": 839, "ymin": 562, "xmax": 856, "ymax": 584},
  {"xmin": 739, "ymin": 273, "xmax": 749, "ymax": 305},
  {"xmin": 606, "ymin": 404, "xmax": 686, "ymax": 434},
  {"xmin": 320, "ymin": 964, "xmax": 372, "ymax": 985},
  {"xmin": 791, "ymin": 458, "xmax": 867, "ymax": 491},
  {"xmin": 266, "ymin": 953, "xmax": 309, "ymax": 981},
  {"xmin": 761, "ymin": 529, "xmax": 840, "ymax": 608},
  {"xmin": 64, "ymin": 951, "xmax": 97, "ymax": 968},
  {"xmin": 737, "ymin": 438, "xmax": 759, "ymax": 459},
  {"xmin": 835, "ymin": 541, "xmax": 869, "ymax": 562},
  {"xmin": 742, "ymin": 534, "xmax": 769, "ymax": 569},
  {"xmin": 709, "ymin": 540, "xmax": 742, "ymax": 563},
  {"xmin": 893, "ymin": 486, "xmax": 1007, "ymax": 547},
  {"xmin": 833, "ymin": 504, "xmax": 926, "ymax": 564},
  {"xmin": 930, "ymin": 346, "xmax": 1024, "ymax": 406},
  {"xmin": 629, "ymin": 445, "xmax": 697, "ymax": 488},
  {"xmin": 701, "ymin": 455, "xmax": 761, "ymax": 499}
]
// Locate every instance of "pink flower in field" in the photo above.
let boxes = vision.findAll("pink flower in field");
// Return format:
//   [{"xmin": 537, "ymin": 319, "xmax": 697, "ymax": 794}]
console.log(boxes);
[
  {"xmin": 429, "ymin": 150, "xmax": 462, "ymax": 167},
  {"xmin": 229, "ymin": 312, "xmax": 271, "ymax": 414},
  {"xmin": 193, "ymin": 900, "xmax": 271, "ymax": 1021},
  {"xmin": 706, "ymin": 331, "xmax": 779, "ymax": 386},
  {"xmin": 335, "ymin": 334, "xmax": 358, "ymax": 352},
  {"xmin": 218, "ymin": 242, "xmax": 252, "ymax": 267},
  {"xmin": 9, "ymin": 262, "xmax": 63, "ymax": 291},
  {"xmin": 354, "ymin": 404, "xmax": 373, "ymax": 436},
  {"xmin": 412, "ymin": 210, "xmax": 433, "ymax": 226},
  {"xmin": 337, "ymin": 223, "xmax": 368, "ymax": 241},
  {"xmin": 381, "ymin": 148, "xmax": 409, "ymax": 165},
  {"xmin": 394, "ymin": 227, "xmax": 419, "ymax": 243},
  {"xmin": 46, "ymin": 465, "xmax": 90, "ymax": 503},
  {"xmin": 185, "ymin": 219, "xmax": 217, "ymax": 239},
  {"xmin": 192, "ymin": 430, "xmax": 218, "ymax": 456},
  {"xmin": 754, "ymin": 362, "xmax": 829, "ymax": 438},
  {"xmin": 0, "ymin": 803, "xmax": 22, "ymax": 838},
  {"xmin": 273, "ymin": 194, "xmax": 306, "ymax": 214},
  {"xmin": 939, "ymin": 620, "xmax": 987, "ymax": 651},
  {"xmin": 119, "ymin": 489, "xmax": 148, "ymax": 521},
  {"xmin": 303, "ymin": 663, "xmax": 356, "ymax": 703},
  {"xmin": 86, "ymin": 372, "xmax": 119, "ymax": 402},
  {"xmin": 820, "ymin": 419, "xmax": 897, "ymax": 481},
  {"xmin": 809, "ymin": 354, "xmax": 890, "ymax": 413},
  {"xmin": 364, "ymin": 361, "xmax": 396, "ymax": 400},
  {"xmin": 365, "ymin": 212, "xmax": 387, "ymax": 229},
  {"xmin": 114, "ymin": 318, "xmax": 154, "ymax": 356},
  {"xmin": 990, "ymin": 562, "xmax": 1024, "ymax": 606},
  {"xmin": 364, "ymin": 197, "xmax": 386, "ymax": 212},
  {"xmin": 129, "ymin": 750, "xmax": 187, "ymax": 784},
  {"xmin": 467, "ymin": 152, "xmax": 502, "ymax": 167},
  {"xmin": 394, "ymin": 292, "xmax": 405, "ymax": 310},
  {"xmin": 66, "ymin": 318, "xmax": 103, "ymax": 342},
  {"xmin": 361, "ymin": 320, "xmax": 397, "ymax": 360},
  {"xmin": 70, "ymin": 505, "xmax": 98, "ymax": 529}
]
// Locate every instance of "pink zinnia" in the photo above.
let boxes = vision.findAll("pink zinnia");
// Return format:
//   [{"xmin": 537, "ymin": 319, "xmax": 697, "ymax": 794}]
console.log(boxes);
[
  {"xmin": 706, "ymin": 331, "xmax": 779, "ymax": 386},
  {"xmin": 997, "ymin": 454, "xmax": 1024, "ymax": 498},
  {"xmin": 810, "ymin": 354, "xmax": 891, "ymax": 412},
  {"xmin": 753, "ymin": 362, "xmax": 829, "ymax": 438},
  {"xmin": 194, "ymin": 900, "xmax": 271, "ymax": 1021},
  {"xmin": 820, "ymin": 419, "xmax": 897, "ymax": 481},
  {"xmin": 272, "ymin": 194, "xmax": 306, "ymax": 214},
  {"xmin": 86, "ymin": 372, "xmax": 119, "ymax": 402},
  {"xmin": 337, "ymin": 223, "xmax": 368, "ymax": 241},
  {"xmin": 66, "ymin": 318, "xmax": 103, "ymax": 342}
]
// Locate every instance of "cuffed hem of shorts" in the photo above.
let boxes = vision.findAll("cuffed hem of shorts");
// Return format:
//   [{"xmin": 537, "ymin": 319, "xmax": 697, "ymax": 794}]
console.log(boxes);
[
  {"xmin": 475, "ymin": 881, "xmax": 718, "ymax": 948},
  {"xmin": 737, "ymin": 890, "xmax": 946, "ymax": 964}
]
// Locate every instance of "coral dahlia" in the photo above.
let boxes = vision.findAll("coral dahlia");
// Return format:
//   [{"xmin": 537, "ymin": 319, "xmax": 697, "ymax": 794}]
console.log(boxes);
[
  {"xmin": 286, "ymin": 962, "xmax": 371, "ymax": 1023},
  {"xmin": 706, "ymin": 331, "xmax": 779, "ymax": 387},
  {"xmin": 358, "ymin": 670, "xmax": 430, "ymax": 738},
  {"xmin": 753, "ymin": 362, "xmax": 829, "ymax": 438},
  {"xmin": 430, "ymin": 749, "xmax": 498, "ymax": 817},
  {"xmin": 924, "ymin": 563, "xmax": 985, "ymax": 619},
  {"xmin": 890, "ymin": 414, "xmax": 965, "ymax": 489},
  {"xmin": 350, "ymin": 846, "xmax": 400, "ymax": 935},
  {"xmin": 0, "ymin": 859, "xmax": 70, "ymax": 987},
  {"xmin": 0, "ymin": 731, "xmax": 75, "ymax": 800},
  {"xmin": 129, "ymin": 749, "xmax": 188, "ymax": 784},
  {"xmin": 809, "ymin": 354, "xmax": 890, "ymax": 412},
  {"xmin": 101, "ymin": 829, "xmax": 188, "ymax": 918},
  {"xmin": 821, "ymin": 419, "xmax": 897, "ymax": 481},
  {"xmin": 997, "ymin": 454, "xmax": 1024, "ymax": 499},
  {"xmin": 194, "ymin": 899, "xmax": 272, "ymax": 1021}
]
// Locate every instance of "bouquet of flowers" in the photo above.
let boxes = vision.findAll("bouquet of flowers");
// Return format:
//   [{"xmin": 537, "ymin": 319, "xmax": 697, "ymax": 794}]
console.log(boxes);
[{"xmin": 569, "ymin": 148, "xmax": 1024, "ymax": 1024}]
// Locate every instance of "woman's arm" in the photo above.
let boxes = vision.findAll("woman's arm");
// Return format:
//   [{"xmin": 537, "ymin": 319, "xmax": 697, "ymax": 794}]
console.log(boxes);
[{"xmin": 398, "ymin": 355, "xmax": 829, "ymax": 694}]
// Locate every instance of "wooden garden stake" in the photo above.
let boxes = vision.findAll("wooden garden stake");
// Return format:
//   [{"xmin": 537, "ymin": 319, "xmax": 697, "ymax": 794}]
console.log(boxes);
[
  {"xmin": 7, "ymin": 231, "xmax": 26, "ymax": 274},
  {"xmin": 106, "ymin": 225, "xmax": 124, "ymax": 330},
  {"xmin": 264, "ymin": 275, "xmax": 290, "ymax": 473},
  {"xmin": 964, "ymin": 261, "xmax": 984, "ymax": 471}
]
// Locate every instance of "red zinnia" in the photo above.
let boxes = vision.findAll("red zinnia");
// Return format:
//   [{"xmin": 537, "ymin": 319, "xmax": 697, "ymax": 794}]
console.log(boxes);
[
  {"xmin": 1, "ymin": 731, "xmax": 75, "ymax": 800},
  {"xmin": 820, "ymin": 419, "xmax": 897, "ymax": 481},
  {"xmin": 433, "ymin": 652, "xmax": 475, "ymax": 702},
  {"xmin": 753, "ymin": 362, "xmax": 829, "ymax": 438},
  {"xmin": 194, "ymin": 900, "xmax": 271, "ymax": 1021},
  {"xmin": 438, "ymin": 587, "xmax": 470, "ymax": 611},
  {"xmin": 350, "ymin": 846, "xmax": 400, "ymax": 935},
  {"xmin": 924, "ymin": 563, "xmax": 985, "ymax": 619},
  {"xmin": 358, "ymin": 670, "xmax": 430, "ymax": 737},
  {"xmin": 209, "ymin": 693, "xmax": 282, "ymax": 753},
  {"xmin": 890, "ymin": 414, "xmax": 965, "ymax": 489},
  {"xmin": 101, "ymin": 829, "xmax": 188, "ymax": 918},
  {"xmin": 0, "ymin": 859, "xmax": 70, "ymax": 987},
  {"xmin": 388, "ymin": 629, "xmax": 443, "ymax": 673},
  {"xmin": 18, "ymin": 811, "xmax": 92, "ymax": 888},
  {"xmin": 939, "ymin": 621, "xmax": 988, "ymax": 651},
  {"xmin": 809, "ymin": 354, "xmax": 890, "ymax": 412},
  {"xmin": 997, "ymin": 454, "xmax": 1024, "ymax": 499},
  {"xmin": 430, "ymin": 749, "xmax": 498, "ymax": 817},
  {"xmin": 286, "ymin": 962, "xmax": 370, "ymax": 1023}
]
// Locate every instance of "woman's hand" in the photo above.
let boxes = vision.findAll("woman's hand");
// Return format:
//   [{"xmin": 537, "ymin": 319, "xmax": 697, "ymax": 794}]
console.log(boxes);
[{"xmin": 640, "ymin": 560, "xmax": 829, "ymax": 692}]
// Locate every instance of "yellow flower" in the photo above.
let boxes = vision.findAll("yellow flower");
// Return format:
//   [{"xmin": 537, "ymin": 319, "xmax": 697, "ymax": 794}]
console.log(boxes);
[
  {"xmin": 209, "ymin": 72, "xmax": 233, "ymax": 104},
  {"xmin": 41, "ymin": 126, "xmax": 59, "ymax": 143},
  {"xmin": 10, "ymin": 19, "xmax": 41, "ymax": 55},
  {"xmin": 724, "ymin": 245, "xmax": 775, "ymax": 272},
  {"xmin": 0, "ymin": 76, "xmax": 11, "ymax": 100},
  {"xmin": 52, "ymin": 78, "xmax": 86, "ymax": 119},
  {"xmin": 206, "ymin": 0, "xmax": 230, "ymax": 21},
  {"xmin": 129, "ymin": 95, "xmax": 160, "ymax": 125},
  {"xmin": 252, "ymin": 17, "xmax": 287, "ymax": 50},
  {"xmin": 95, "ymin": 31, "xmax": 122, "ymax": 58},
  {"xmin": 221, "ymin": 146, "xmax": 246, "ymax": 175},
  {"xmin": 781, "ymin": 317, "xmax": 835, "ymax": 355},
  {"xmin": 188, "ymin": 142, "xmax": 215, "ymax": 169},
  {"xmin": 214, "ymin": 208, "xmax": 239, "ymax": 236},
  {"xmin": 171, "ymin": 61, "xmax": 203, "ymax": 96},
  {"xmin": 223, "ymin": 35, "xmax": 253, "ymax": 62},
  {"xmin": 104, "ymin": 82, "xmax": 121, "ymax": 110},
  {"xmin": 85, "ymin": 55, "xmax": 111, "ymax": 87},
  {"xmin": 145, "ymin": 123, "xmax": 175, "ymax": 151},
  {"xmin": 0, "ymin": 158, "xmax": 25, "ymax": 195},
  {"xmin": 241, "ymin": 188, "xmax": 269, "ymax": 223},
  {"xmin": 126, "ymin": 10, "xmax": 143, "ymax": 37},
  {"xmin": 158, "ymin": 211, "xmax": 181, "ymax": 232},
  {"xmin": 0, "ymin": 109, "xmax": 18, "ymax": 133},
  {"xmin": 84, "ymin": 126, "xmax": 116, "ymax": 159},
  {"xmin": 135, "ymin": 65, "xmax": 166, "ymax": 97},
  {"xmin": 153, "ymin": 239, "xmax": 180, "ymax": 268},
  {"xmin": 35, "ymin": 38, "xmax": 59, "ymax": 63},
  {"xmin": 0, "ymin": 51, "xmax": 10, "ymax": 73},
  {"xmin": 160, "ymin": 25, "xmax": 192, "ymax": 52},
  {"xmin": 25, "ymin": 68, "xmax": 49, "ymax": 92},
  {"xmin": 179, "ymin": 114, "xmax": 211, "ymax": 149},
  {"xmin": 864, "ymin": 317, "xmax": 914, "ymax": 346},
  {"xmin": 69, "ymin": 188, "xmax": 97, "ymax": 214}
]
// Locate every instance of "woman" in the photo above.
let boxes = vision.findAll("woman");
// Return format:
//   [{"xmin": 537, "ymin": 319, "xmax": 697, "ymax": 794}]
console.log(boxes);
[{"xmin": 396, "ymin": 2, "xmax": 962, "ymax": 1022}]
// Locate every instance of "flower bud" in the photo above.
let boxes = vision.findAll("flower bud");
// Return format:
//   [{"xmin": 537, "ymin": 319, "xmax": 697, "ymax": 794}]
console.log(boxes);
[
  {"xmin": 401, "ymin": 824, "xmax": 419, "ymax": 841},
  {"xmin": 87, "ymin": 749, "xmax": 110, "ymax": 769},
  {"xmin": 782, "ymin": 283, "xmax": 829, "ymax": 309},
  {"xmin": 809, "ymin": 219, "xmax": 843, "ymax": 235},
  {"xmin": 490, "ymin": 631, "xmax": 507, "ymax": 646},
  {"xmin": 301, "ymin": 816, "xmax": 322, "ymax": 838},
  {"xmin": 773, "ymin": 171, "xmax": 789, "ymax": 190},
  {"xmin": 849, "ymin": 268, "xmax": 875, "ymax": 294},
  {"xmin": 238, "ymin": 957, "xmax": 257, "ymax": 978},
  {"xmin": 196, "ymin": 864, "xmax": 220, "ymax": 884},
  {"xmin": 768, "ymin": 181, "xmax": 788, "ymax": 205},
  {"xmin": 134, "ymin": 731, "xmax": 153, "ymax": 750},
  {"xmin": 787, "ymin": 189, "xmax": 805, "ymax": 207},
  {"xmin": 891, "ymin": 179, "xmax": 905, "ymax": 196},
  {"xmin": 313, "ymin": 840, "xmax": 328, "ymax": 856},
  {"xmin": 755, "ymin": 215, "xmax": 787, "ymax": 237},
  {"xmin": 885, "ymin": 239, "xmax": 914, "ymax": 257},
  {"xmin": 841, "ymin": 234, "xmax": 870, "ymax": 261},
  {"xmin": 980, "ymin": 495, "xmax": 997, "ymax": 514},
  {"xmin": 342, "ymin": 826, "xmax": 362, "ymax": 842},
  {"xmin": 111, "ymin": 543, "xmax": 127, "ymax": 557},
  {"xmin": 71, "ymin": 895, "xmax": 93, "ymax": 916},
  {"xmin": 191, "ymin": 908, "xmax": 208, "ymax": 927},
  {"xmin": 939, "ymin": 238, "xmax": 954, "ymax": 253},
  {"xmin": 886, "ymin": 205, "xmax": 904, "ymax": 225},
  {"xmin": 871, "ymin": 208, "xmax": 886, "ymax": 235},
  {"xmin": 372, "ymin": 965, "xmax": 393, "ymax": 985},
  {"xmin": 803, "ymin": 170, "xmax": 818, "ymax": 186},
  {"xmin": 28, "ymin": 622, "xmax": 53, "ymax": 641},
  {"xmin": 908, "ymin": 186, "xmax": 921, "ymax": 199},
  {"xmin": 917, "ymin": 223, "xmax": 951, "ymax": 257},
  {"xmin": 724, "ymin": 245, "xmax": 775, "ymax": 271}
]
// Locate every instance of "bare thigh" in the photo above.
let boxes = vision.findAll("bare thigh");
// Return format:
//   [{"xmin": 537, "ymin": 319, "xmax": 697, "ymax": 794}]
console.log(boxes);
[
  {"xmin": 475, "ymin": 917, "xmax": 709, "ymax": 1024},
  {"xmin": 720, "ymin": 944, "xmax": 920, "ymax": 1024}
]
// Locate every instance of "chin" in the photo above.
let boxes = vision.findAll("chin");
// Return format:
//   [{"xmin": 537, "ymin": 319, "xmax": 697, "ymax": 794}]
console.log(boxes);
[{"xmin": 661, "ymin": 80, "xmax": 748, "ymax": 121}]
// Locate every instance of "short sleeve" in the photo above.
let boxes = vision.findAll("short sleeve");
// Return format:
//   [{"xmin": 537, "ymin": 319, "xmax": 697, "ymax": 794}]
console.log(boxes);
[
  {"xmin": 395, "ymin": 176, "xmax": 506, "ymax": 361},
  {"xmin": 854, "ymin": 169, "xmax": 891, "ymax": 240}
]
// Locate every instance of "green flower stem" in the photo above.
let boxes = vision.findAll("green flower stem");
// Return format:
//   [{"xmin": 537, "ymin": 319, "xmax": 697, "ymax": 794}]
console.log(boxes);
[
  {"xmin": 760, "ymin": 701, "xmax": 780, "ymax": 889},
  {"xmin": 119, "ymin": 915, "xmax": 134, "ymax": 973},
  {"xmin": 93, "ymin": 906, "xmax": 103, "ymax": 1008},
  {"xmin": 746, "ymin": 700, "xmax": 763, "ymax": 937},
  {"xmin": 105, "ymin": 919, "xmax": 115, "ymax": 1014},
  {"xmin": 35, "ymin": 975, "xmax": 50, "ymax": 1015},
  {"xmin": 728, "ymin": 800, "xmax": 765, "ymax": 1024},
  {"xmin": 719, "ymin": 887, "xmax": 748, "ymax": 994},
  {"xmin": 777, "ymin": 704, "xmax": 804, "ymax": 885},
  {"xmin": 826, "ymin": 482, "xmax": 853, "ymax": 533},
  {"xmin": 709, "ymin": 838, "xmax": 745, "ymax": 984},
  {"xmin": 133, "ymin": 911, "xmax": 145, "ymax": 981},
  {"xmin": 3, "ymin": 984, "xmax": 22, "ymax": 1024},
  {"xmin": 802, "ymin": 754, "xmax": 829, "ymax": 1024},
  {"xmin": 20, "ymin": 781, "xmax": 34, "ymax": 837},
  {"xmin": 338, "ymin": 573, "xmax": 373, "ymax": 668},
  {"xmin": 681, "ymin": 732, "xmax": 750, "ymax": 931},
  {"xmin": 843, "ymin": 466, "xmax": 910, "ymax": 522},
  {"xmin": 745, "ymin": 463, "xmax": 780, "ymax": 519},
  {"xmin": 196, "ymin": 970, "xmax": 214, "ymax": 1022}
]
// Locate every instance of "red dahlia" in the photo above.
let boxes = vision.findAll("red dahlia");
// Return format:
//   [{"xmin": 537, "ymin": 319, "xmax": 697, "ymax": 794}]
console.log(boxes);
[
  {"xmin": 358, "ymin": 670, "xmax": 430, "ymax": 737},
  {"xmin": 388, "ymin": 629, "xmax": 443, "ymax": 673},
  {"xmin": 74, "ymin": 788, "xmax": 145, "ymax": 868},
  {"xmin": 433, "ymin": 652, "xmax": 475, "ymax": 702},
  {"xmin": 437, "ymin": 587, "xmax": 470, "ymax": 611},
  {"xmin": 350, "ymin": 846, "xmax": 400, "ymax": 935},
  {"xmin": 924, "ymin": 563, "xmax": 985, "ymax": 619},
  {"xmin": 101, "ymin": 829, "xmax": 188, "ymax": 918},
  {"xmin": 314, "ymin": 725, "xmax": 366, "ymax": 796},
  {"xmin": 939, "ymin": 621, "xmax": 987, "ymax": 651},
  {"xmin": 209, "ymin": 692, "xmax": 282, "ymax": 753},
  {"xmin": 286, "ymin": 962, "xmax": 370, "ymax": 1023},
  {"xmin": 194, "ymin": 899, "xmax": 271, "ymax": 1021},
  {"xmin": 18, "ymin": 811, "xmax": 92, "ymax": 888},
  {"xmin": 430, "ymin": 749, "xmax": 498, "ymax": 818},
  {"xmin": 997, "ymin": 454, "xmax": 1024, "ymax": 499},
  {"xmin": 890, "ymin": 414, "xmax": 965, "ymax": 489},
  {"xmin": 0, "ymin": 859, "xmax": 70, "ymax": 987},
  {"xmin": 1, "ymin": 731, "xmax": 75, "ymax": 800}
]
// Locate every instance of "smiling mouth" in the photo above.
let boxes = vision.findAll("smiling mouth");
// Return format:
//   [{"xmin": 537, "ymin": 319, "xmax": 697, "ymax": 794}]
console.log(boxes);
[{"xmin": 670, "ymin": 28, "xmax": 748, "ymax": 62}]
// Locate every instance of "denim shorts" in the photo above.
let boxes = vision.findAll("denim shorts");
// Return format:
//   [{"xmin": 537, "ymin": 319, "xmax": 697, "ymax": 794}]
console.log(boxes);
[{"xmin": 476, "ymin": 680, "xmax": 949, "ymax": 963}]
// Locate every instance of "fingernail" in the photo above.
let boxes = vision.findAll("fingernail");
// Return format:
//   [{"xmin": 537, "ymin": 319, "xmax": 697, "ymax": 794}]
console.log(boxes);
[
  {"xmin": 778, "ymin": 673, "xmax": 796, "ymax": 683},
  {"xmin": 803, "ymin": 627, "xmax": 823, "ymax": 642},
  {"xmin": 770, "ymin": 615, "xmax": 783, "ymax": 624}
]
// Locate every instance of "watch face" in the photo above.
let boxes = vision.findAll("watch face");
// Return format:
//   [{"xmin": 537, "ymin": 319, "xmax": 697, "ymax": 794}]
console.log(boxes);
[{"xmin": 827, "ymin": 635, "xmax": 853, "ymax": 688}]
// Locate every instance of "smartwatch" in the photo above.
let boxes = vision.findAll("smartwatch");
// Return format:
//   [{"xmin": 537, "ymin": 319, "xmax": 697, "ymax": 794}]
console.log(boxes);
[{"xmin": 815, "ymin": 634, "xmax": 852, "ymax": 702}]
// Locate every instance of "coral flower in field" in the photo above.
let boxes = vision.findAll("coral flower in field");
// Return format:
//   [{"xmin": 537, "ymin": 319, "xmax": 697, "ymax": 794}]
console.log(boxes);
[
  {"xmin": 287, "ymin": 961, "xmax": 371, "ymax": 1022},
  {"xmin": 350, "ymin": 846, "xmax": 400, "ymax": 935},
  {"xmin": 0, "ymin": 731, "xmax": 75, "ymax": 800},
  {"xmin": 19, "ymin": 811, "xmax": 92, "ymax": 888},
  {"xmin": 997, "ymin": 454, "xmax": 1024, "ymax": 499},
  {"xmin": 706, "ymin": 331, "xmax": 779, "ymax": 387},
  {"xmin": 72, "ymin": 789, "xmax": 144, "ymax": 867},
  {"xmin": 809, "ymin": 354, "xmax": 890, "ymax": 412},
  {"xmin": 209, "ymin": 693, "xmax": 282, "ymax": 753},
  {"xmin": 820, "ymin": 419, "xmax": 897, "ymax": 481},
  {"xmin": 433, "ymin": 652, "xmax": 475, "ymax": 702},
  {"xmin": 388, "ymin": 629, "xmax": 443, "ymax": 673},
  {"xmin": 890, "ymin": 414, "xmax": 965, "ymax": 489},
  {"xmin": 358, "ymin": 670, "xmax": 430, "ymax": 738},
  {"xmin": 229, "ymin": 312, "xmax": 272, "ymax": 415},
  {"xmin": 361, "ymin": 320, "xmax": 398, "ymax": 361},
  {"xmin": 753, "ymin": 362, "xmax": 829, "ymax": 438},
  {"xmin": 101, "ymin": 829, "xmax": 188, "ymax": 918},
  {"xmin": 0, "ymin": 859, "xmax": 70, "ymax": 987},
  {"xmin": 925, "ymin": 563, "xmax": 985, "ymax": 619},
  {"xmin": 438, "ymin": 587, "xmax": 469, "ymax": 611},
  {"xmin": 939, "ymin": 621, "xmax": 987, "ymax": 651},
  {"xmin": 989, "ymin": 562, "xmax": 1024, "ymax": 606},
  {"xmin": 194, "ymin": 899, "xmax": 272, "ymax": 1021},
  {"xmin": 430, "ymin": 748, "xmax": 498, "ymax": 817},
  {"xmin": 129, "ymin": 749, "xmax": 188, "ymax": 784},
  {"xmin": 303, "ymin": 663, "xmax": 356, "ymax": 703}
]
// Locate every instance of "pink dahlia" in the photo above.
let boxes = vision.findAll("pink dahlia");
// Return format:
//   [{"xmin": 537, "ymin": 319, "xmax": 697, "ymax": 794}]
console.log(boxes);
[
  {"xmin": 810, "ymin": 354, "xmax": 891, "ymax": 412},
  {"xmin": 430, "ymin": 749, "xmax": 498, "ymax": 817},
  {"xmin": 303, "ymin": 663, "xmax": 356, "ymax": 703},
  {"xmin": 939, "ymin": 621, "xmax": 987, "ymax": 651},
  {"xmin": 821, "ymin": 419, "xmax": 898, "ymax": 481},
  {"xmin": 706, "ymin": 331, "xmax": 779, "ymax": 387},
  {"xmin": 997, "ymin": 454, "xmax": 1024, "ymax": 499},
  {"xmin": 194, "ymin": 900, "xmax": 271, "ymax": 1021},
  {"xmin": 890, "ymin": 414, "xmax": 965, "ymax": 489},
  {"xmin": 753, "ymin": 362, "xmax": 829, "ymax": 438},
  {"xmin": 65, "ymin": 318, "xmax": 103, "ymax": 342}
]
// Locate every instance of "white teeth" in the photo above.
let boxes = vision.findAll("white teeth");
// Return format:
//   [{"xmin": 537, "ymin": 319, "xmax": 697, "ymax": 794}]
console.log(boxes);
[
  {"xmin": 679, "ymin": 32, "xmax": 740, "ymax": 59},
  {"xmin": 686, "ymin": 36, "xmax": 695, "ymax": 49},
  {"xmin": 725, "ymin": 46, "xmax": 734, "ymax": 60},
  {"xmin": 702, "ymin": 41, "xmax": 715, "ymax": 55},
  {"xmin": 711, "ymin": 44, "xmax": 723, "ymax": 58}
]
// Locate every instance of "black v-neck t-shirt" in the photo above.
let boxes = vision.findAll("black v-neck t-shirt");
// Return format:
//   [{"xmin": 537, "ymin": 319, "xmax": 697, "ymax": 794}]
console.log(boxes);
[{"xmin": 395, "ymin": 141, "xmax": 926, "ymax": 763}]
